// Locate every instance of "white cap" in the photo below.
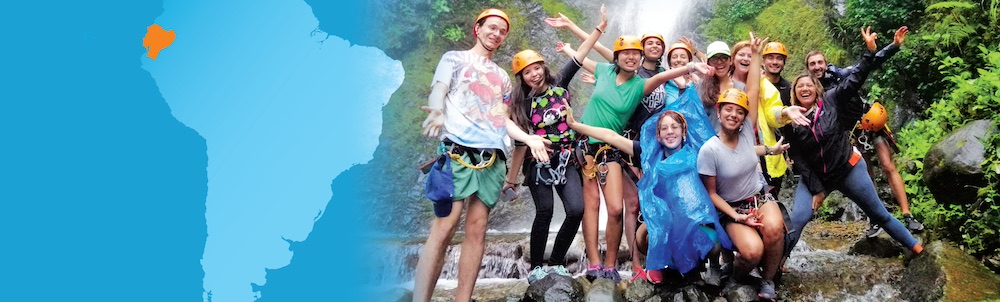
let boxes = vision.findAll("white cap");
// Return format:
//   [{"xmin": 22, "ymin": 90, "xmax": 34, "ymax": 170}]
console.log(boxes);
[{"xmin": 706, "ymin": 41, "xmax": 731, "ymax": 59}]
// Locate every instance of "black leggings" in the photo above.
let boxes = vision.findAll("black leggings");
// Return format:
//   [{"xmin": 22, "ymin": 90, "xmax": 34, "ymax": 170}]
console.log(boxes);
[{"xmin": 528, "ymin": 167, "xmax": 585, "ymax": 267}]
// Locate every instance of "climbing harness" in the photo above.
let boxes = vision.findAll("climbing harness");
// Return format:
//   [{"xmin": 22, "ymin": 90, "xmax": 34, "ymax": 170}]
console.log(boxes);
[
  {"xmin": 533, "ymin": 148, "xmax": 572, "ymax": 186},
  {"xmin": 440, "ymin": 140, "xmax": 499, "ymax": 170}
]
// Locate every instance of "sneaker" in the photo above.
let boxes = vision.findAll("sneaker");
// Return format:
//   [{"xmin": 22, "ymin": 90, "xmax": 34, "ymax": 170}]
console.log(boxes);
[
  {"xmin": 603, "ymin": 267, "xmax": 622, "ymax": 283},
  {"xmin": 585, "ymin": 265, "xmax": 603, "ymax": 281},
  {"xmin": 703, "ymin": 266, "xmax": 723, "ymax": 286},
  {"xmin": 629, "ymin": 268, "xmax": 648, "ymax": 283},
  {"xmin": 758, "ymin": 279, "xmax": 777, "ymax": 301},
  {"xmin": 527, "ymin": 266, "xmax": 548, "ymax": 283},
  {"xmin": 549, "ymin": 265, "xmax": 571, "ymax": 277},
  {"xmin": 864, "ymin": 222, "xmax": 883, "ymax": 238},
  {"xmin": 904, "ymin": 214, "xmax": 925, "ymax": 232}
]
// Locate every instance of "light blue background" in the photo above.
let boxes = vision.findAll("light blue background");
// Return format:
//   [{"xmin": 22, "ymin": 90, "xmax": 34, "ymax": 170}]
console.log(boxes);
[{"xmin": 0, "ymin": 0, "xmax": 396, "ymax": 301}]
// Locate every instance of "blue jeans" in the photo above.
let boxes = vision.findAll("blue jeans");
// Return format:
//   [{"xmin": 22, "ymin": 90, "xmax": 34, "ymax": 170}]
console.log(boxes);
[{"xmin": 788, "ymin": 158, "xmax": 917, "ymax": 249}]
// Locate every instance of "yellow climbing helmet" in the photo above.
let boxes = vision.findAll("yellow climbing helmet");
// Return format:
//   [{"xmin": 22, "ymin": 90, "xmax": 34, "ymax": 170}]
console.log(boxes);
[
  {"xmin": 717, "ymin": 88, "xmax": 749, "ymax": 112},
  {"xmin": 474, "ymin": 8, "xmax": 510, "ymax": 31},
  {"xmin": 512, "ymin": 49, "xmax": 545, "ymax": 74},
  {"xmin": 762, "ymin": 41, "xmax": 788, "ymax": 57},
  {"xmin": 614, "ymin": 35, "xmax": 644, "ymax": 53},
  {"xmin": 861, "ymin": 102, "xmax": 888, "ymax": 132}
]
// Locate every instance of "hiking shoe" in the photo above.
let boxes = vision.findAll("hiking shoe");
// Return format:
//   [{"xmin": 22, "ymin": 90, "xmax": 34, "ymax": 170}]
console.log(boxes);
[
  {"xmin": 703, "ymin": 265, "xmax": 723, "ymax": 286},
  {"xmin": 585, "ymin": 265, "xmax": 603, "ymax": 282},
  {"xmin": 758, "ymin": 279, "xmax": 777, "ymax": 301},
  {"xmin": 527, "ymin": 266, "xmax": 548, "ymax": 283},
  {"xmin": 603, "ymin": 267, "xmax": 622, "ymax": 283},
  {"xmin": 549, "ymin": 265, "xmax": 571, "ymax": 277},
  {"xmin": 629, "ymin": 268, "xmax": 648, "ymax": 283},
  {"xmin": 864, "ymin": 222, "xmax": 883, "ymax": 238},
  {"xmin": 904, "ymin": 214, "xmax": 925, "ymax": 232}
]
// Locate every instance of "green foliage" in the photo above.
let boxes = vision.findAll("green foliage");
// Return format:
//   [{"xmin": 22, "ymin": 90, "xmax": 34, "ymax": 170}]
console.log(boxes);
[
  {"xmin": 833, "ymin": 0, "xmax": 924, "ymax": 55},
  {"xmin": 701, "ymin": 0, "xmax": 846, "ymax": 76},
  {"xmin": 442, "ymin": 25, "xmax": 465, "ymax": 42},
  {"xmin": 717, "ymin": 0, "xmax": 772, "ymax": 20},
  {"xmin": 896, "ymin": 47, "xmax": 1000, "ymax": 257}
]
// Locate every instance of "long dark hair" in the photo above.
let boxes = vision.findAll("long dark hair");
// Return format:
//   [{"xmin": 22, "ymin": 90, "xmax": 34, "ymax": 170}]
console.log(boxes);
[{"xmin": 509, "ymin": 63, "xmax": 557, "ymax": 133}]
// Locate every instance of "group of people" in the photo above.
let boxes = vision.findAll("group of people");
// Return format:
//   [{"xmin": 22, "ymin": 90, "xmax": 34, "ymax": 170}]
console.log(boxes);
[{"xmin": 412, "ymin": 6, "xmax": 925, "ymax": 302}]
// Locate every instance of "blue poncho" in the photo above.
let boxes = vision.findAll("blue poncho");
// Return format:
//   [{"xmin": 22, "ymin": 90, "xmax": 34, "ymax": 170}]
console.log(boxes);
[{"xmin": 636, "ymin": 87, "xmax": 733, "ymax": 274}]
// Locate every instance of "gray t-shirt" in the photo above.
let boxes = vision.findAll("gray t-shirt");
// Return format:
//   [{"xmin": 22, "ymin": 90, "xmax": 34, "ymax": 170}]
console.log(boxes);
[{"xmin": 697, "ymin": 117, "xmax": 763, "ymax": 202}]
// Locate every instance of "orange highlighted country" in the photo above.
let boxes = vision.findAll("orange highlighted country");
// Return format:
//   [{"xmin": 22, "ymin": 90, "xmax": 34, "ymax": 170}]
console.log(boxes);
[{"xmin": 143, "ymin": 24, "xmax": 175, "ymax": 60}]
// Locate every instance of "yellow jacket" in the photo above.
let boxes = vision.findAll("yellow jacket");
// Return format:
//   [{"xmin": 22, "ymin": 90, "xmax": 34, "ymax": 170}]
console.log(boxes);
[{"xmin": 757, "ymin": 79, "xmax": 790, "ymax": 178}]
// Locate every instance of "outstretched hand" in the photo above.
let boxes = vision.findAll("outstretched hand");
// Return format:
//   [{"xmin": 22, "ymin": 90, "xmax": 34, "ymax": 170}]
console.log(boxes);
[
  {"xmin": 680, "ymin": 36, "xmax": 697, "ymax": 54},
  {"xmin": 769, "ymin": 136, "xmax": 790, "ymax": 155},
  {"xmin": 749, "ymin": 32, "xmax": 768, "ymax": 54},
  {"xmin": 861, "ymin": 26, "xmax": 878, "ymax": 51},
  {"xmin": 421, "ymin": 106, "xmax": 444, "ymax": 138},
  {"xmin": 598, "ymin": 4, "xmax": 608, "ymax": 30},
  {"xmin": 783, "ymin": 105, "xmax": 811, "ymax": 126},
  {"xmin": 524, "ymin": 135, "xmax": 553, "ymax": 163},
  {"xmin": 544, "ymin": 13, "xmax": 573, "ymax": 29},
  {"xmin": 580, "ymin": 72, "xmax": 596, "ymax": 84},
  {"xmin": 688, "ymin": 62, "xmax": 713, "ymax": 76},
  {"xmin": 893, "ymin": 26, "xmax": 908, "ymax": 47}
]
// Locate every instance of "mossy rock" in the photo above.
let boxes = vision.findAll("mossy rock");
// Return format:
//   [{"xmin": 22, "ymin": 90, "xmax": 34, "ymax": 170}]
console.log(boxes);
[{"xmin": 901, "ymin": 241, "xmax": 1000, "ymax": 302}]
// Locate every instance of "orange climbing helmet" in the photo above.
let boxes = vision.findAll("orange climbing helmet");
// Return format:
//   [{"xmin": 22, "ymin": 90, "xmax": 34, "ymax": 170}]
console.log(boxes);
[
  {"xmin": 861, "ymin": 102, "xmax": 888, "ymax": 132},
  {"xmin": 614, "ymin": 35, "xmax": 644, "ymax": 53},
  {"xmin": 667, "ymin": 42, "xmax": 693, "ymax": 58},
  {"xmin": 762, "ymin": 41, "xmax": 788, "ymax": 57},
  {"xmin": 641, "ymin": 32, "xmax": 665, "ymax": 45},
  {"xmin": 512, "ymin": 49, "xmax": 545, "ymax": 74},
  {"xmin": 717, "ymin": 88, "xmax": 749, "ymax": 112},
  {"xmin": 474, "ymin": 8, "xmax": 510, "ymax": 31}
]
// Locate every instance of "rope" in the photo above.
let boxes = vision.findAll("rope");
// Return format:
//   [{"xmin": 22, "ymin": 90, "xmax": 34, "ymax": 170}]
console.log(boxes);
[{"xmin": 449, "ymin": 150, "xmax": 497, "ymax": 170}]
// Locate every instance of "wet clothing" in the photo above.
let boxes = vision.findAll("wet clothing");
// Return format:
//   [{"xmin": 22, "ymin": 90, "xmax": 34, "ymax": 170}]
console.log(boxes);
[
  {"xmin": 432, "ymin": 50, "xmax": 513, "ymax": 155},
  {"xmin": 448, "ymin": 146, "xmax": 507, "ymax": 208},
  {"xmin": 581, "ymin": 63, "xmax": 647, "ymax": 144}
]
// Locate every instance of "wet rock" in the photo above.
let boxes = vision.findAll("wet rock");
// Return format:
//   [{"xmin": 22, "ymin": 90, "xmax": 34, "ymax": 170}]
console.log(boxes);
[
  {"xmin": 524, "ymin": 274, "xmax": 585, "ymax": 302},
  {"xmin": 671, "ymin": 285, "xmax": 709, "ymax": 302},
  {"xmin": 720, "ymin": 282, "xmax": 757, "ymax": 302},
  {"xmin": 383, "ymin": 287, "xmax": 412, "ymax": 302},
  {"xmin": 643, "ymin": 295, "xmax": 662, "ymax": 302},
  {"xmin": 575, "ymin": 276, "xmax": 592, "ymax": 294},
  {"xmin": 710, "ymin": 297, "xmax": 726, "ymax": 302},
  {"xmin": 923, "ymin": 119, "xmax": 996, "ymax": 205},
  {"xmin": 624, "ymin": 279, "xmax": 655, "ymax": 301},
  {"xmin": 902, "ymin": 241, "xmax": 1000, "ymax": 302},
  {"xmin": 585, "ymin": 278, "xmax": 625, "ymax": 302},
  {"xmin": 848, "ymin": 234, "xmax": 907, "ymax": 258}
]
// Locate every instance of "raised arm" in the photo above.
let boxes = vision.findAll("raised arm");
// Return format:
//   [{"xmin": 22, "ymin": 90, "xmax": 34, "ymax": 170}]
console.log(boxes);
[
  {"xmin": 505, "ymin": 117, "xmax": 552, "ymax": 163},
  {"xmin": 555, "ymin": 42, "xmax": 600, "ymax": 78},
  {"xmin": 544, "ymin": 13, "xmax": 614, "ymax": 61},
  {"xmin": 746, "ymin": 33, "xmax": 766, "ymax": 126},
  {"xmin": 565, "ymin": 106, "xmax": 635, "ymax": 155},
  {"xmin": 680, "ymin": 36, "xmax": 707, "ymax": 62},
  {"xmin": 645, "ymin": 62, "xmax": 712, "ymax": 95},
  {"xmin": 574, "ymin": 4, "xmax": 608, "ymax": 74}
]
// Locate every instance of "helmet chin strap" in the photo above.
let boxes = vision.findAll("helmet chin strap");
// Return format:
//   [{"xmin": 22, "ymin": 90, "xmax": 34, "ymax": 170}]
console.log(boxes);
[{"xmin": 474, "ymin": 27, "xmax": 496, "ymax": 52}]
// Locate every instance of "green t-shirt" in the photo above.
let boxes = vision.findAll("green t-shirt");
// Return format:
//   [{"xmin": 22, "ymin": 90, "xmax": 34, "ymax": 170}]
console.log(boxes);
[{"xmin": 580, "ymin": 63, "xmax": 647, "ymax": 144}]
